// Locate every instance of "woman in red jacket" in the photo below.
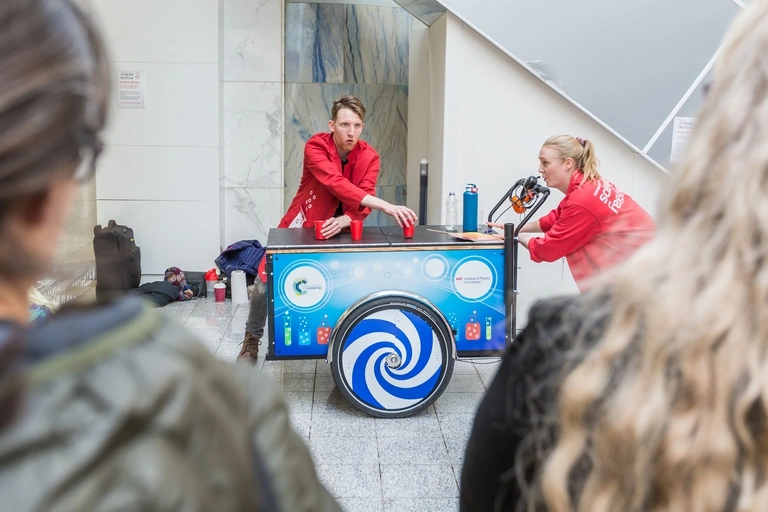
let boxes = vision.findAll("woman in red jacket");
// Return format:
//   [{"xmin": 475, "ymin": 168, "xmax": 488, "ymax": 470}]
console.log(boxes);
[{"xmin": 493, "ymin": 135, "xmax": 655, "ymax": 290}]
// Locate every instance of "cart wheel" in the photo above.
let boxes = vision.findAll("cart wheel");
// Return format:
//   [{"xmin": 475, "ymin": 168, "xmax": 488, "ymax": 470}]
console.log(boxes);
[{"xmin": 330, "ymin": 293, "xmax": 454, "ymax": 418}]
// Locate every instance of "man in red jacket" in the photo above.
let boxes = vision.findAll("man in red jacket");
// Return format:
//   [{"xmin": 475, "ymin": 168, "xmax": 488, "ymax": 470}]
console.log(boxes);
[{"xmin": 238, "ymin": 95, "xmax": 417, "ymax": 363}]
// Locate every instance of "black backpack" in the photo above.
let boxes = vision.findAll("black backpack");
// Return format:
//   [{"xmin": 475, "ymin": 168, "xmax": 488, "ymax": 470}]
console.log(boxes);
[{"xmin": 93, "ymin": 220, "xmax": 141, "ymax": 300}]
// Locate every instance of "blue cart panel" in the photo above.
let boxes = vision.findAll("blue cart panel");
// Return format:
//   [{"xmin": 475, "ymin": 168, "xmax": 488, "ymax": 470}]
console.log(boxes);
[{"xmin": 270, "ymin": 247, "xmax": 505, "ymax": 358}]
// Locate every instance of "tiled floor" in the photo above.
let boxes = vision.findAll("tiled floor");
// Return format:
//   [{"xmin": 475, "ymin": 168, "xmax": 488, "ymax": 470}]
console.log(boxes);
[{"xmin": 43, "ymin": 179, "xmax": 502, "ymax": 512}]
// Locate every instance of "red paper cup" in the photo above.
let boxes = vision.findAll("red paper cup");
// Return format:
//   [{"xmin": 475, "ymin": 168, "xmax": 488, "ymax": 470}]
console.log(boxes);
[
  {"xmin": 214, "ymin": 283, "xmax": 226, "ymax": 302},
  {"xmin": 403, "ymin": 223, "xmax": 414, "ymax": 238},
  {"xmin": 314, "ymin": 220, "xmax": 326, "ymax": 240},
  {"xmin": 350, "ymin": 220, "xmax": 363, "ymax": 241}
]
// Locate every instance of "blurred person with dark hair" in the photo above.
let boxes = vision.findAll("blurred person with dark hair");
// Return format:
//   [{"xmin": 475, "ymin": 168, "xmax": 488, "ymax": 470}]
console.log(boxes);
[
  {"xmin": 0, "ymin": 1, "xmax": 340, "ymax": 510},
  {"xmin": 461, "ymin": 2, "xmax": 768, "ymax": 511}
]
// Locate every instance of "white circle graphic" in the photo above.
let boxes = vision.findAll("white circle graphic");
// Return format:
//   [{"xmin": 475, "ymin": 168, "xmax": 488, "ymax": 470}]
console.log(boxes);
[
  {"xmin": 330, "ymin": 260, "xmax": 340, "ymax": 270},
  {"xmin": 404, "ymin": 266, "xmax": 414, "ymax": 277},
  {"xmin": 283, "ymin": 266, "xmax": 328, "ymax": 308},
  {"xmin": 372, "ymin": 261, "xmax": 382, "ymax": 272},
  {"xmin": 352, "ymin": 265, "xmax": 366, "ymax": 279},
  {"xmin": 423, "ymin": 256, "xmax": 447, "ymax": 279},
  {"xmin": 452, "ymin": 259, "xmax": 495, "ymax": 300}
]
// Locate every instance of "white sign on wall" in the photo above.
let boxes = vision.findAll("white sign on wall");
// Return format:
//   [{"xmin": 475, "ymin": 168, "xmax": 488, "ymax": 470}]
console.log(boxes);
[
  {"xmin": 117, "ymin": 70, "xmax": 145, "ymax": 109},
  {"xmin": 670, "ymin": 117, "xmax": 696, "ymax": 163}
]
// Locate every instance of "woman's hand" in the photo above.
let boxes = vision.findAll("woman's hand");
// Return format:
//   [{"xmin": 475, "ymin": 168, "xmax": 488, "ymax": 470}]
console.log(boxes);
[
  {"xmin": 320, "ymin": 215, "xmax": 350, "ymax": 238},
  {"xmin": 486, "ymin": 222, "xmax": 505, "ymax": 239},
  {"xmin": 485, "ymin": 223, "xmax": 537, "ymax": 246},
  {"xmin": 517, "ymin": 233, "xmax": 533, "ymax": 249}
]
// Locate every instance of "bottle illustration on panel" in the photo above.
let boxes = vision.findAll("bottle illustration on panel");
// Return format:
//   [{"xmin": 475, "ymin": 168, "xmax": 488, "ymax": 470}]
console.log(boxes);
[
  {"xmin": 317, "ymin": 314, "xmax": 331, "ymax": 344},
  {"xmin": 299, "ymin": 317, "xmax": 310, "ymax": 345},
  {"xmin": 465, "ymin": 311, "xmax": 481, "ymax": 341},
  {"xmin": 284, "ymin": 314, "xmax": 292, "ymax": 346}
]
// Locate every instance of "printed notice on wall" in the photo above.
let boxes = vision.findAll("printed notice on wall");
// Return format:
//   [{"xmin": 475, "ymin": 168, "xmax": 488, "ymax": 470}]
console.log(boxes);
[
  {"xmin": 670, "ymin": 117, "xmax": 696, "ymax": 163},
  {"xmin": 117, "ymin": 70, "xmax": 145, "ymax": 109}
]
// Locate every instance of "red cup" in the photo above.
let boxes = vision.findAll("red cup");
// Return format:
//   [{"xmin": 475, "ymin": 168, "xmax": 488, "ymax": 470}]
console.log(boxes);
[
  {"xmin": 403, "ymin": 223, "xmax": 414, "ymax": 238},
  {"xmin": 314, "ymin": 220, "xmax": 326, "ymax": 240},
  {"xmin": 214, "ymin": 283, "xmax": 226, "ymax": 302},
  {"xmin": 350, "ymin": 219, "xmax": 363, "ymax": 241}
]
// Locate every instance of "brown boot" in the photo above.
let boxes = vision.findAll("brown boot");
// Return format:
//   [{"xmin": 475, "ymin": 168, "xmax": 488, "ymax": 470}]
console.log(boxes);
[{"xmin": 237, "ymin": 331, "xmax": 260, "ymax": 365}]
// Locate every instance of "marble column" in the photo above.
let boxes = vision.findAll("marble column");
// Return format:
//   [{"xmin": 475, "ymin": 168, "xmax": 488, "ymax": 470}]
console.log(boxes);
[{"xmin": 221, "ymin": 0, "xmax": 284, "ymax": 247}]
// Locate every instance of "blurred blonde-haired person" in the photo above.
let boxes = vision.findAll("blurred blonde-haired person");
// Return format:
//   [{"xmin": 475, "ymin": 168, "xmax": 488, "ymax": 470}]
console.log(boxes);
[{"xmin": 463, "ymin": 2, "xmax": 768, "ymax": 511}]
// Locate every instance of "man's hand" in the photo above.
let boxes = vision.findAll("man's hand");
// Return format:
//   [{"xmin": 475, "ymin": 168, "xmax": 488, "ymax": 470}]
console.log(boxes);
[
  {"xmin": 360, "ymin": 194, "xmax": 418, "ymax": 227},
  {"xmin": 320, "ymin": 215, "xmax": 350, "ymax": 238},
  {"xmin": 385, "ymin": 204, "xmax": 418, "ymax": 227}
]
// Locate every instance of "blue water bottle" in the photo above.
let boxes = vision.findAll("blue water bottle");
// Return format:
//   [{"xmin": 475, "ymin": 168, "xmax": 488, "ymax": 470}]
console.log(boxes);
[{"xmin": 462, "ymin": 183, "xmax": 478, "ymax": 232}]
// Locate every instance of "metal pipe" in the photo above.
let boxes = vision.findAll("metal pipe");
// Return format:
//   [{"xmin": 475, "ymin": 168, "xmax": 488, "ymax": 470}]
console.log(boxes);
[
  {"xmin": 504, "ymin": 222, "xmax": 515, "ymax": 348},
  {"xmin": 486, "ymin": 179, "xmax": 522, "ymax": 231},
  {"xmin": 419, "ymin": 159, "xmax": 428, "ymax": 225},
  {"xmin": 495, "ymin": 182, "xmax": 550, "ymax": 347},
  {"xmin": 514, "ymin": 187, "xmax": 551, "ymax": 237}
]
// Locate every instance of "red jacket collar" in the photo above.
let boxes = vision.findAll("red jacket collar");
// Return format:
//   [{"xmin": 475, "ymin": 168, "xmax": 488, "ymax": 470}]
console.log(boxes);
[
  {"xmin": 317, "ymin": 131, "xmax": 369, "ymax": 164},
  {"xmin": 566, "ymin": 171, "xmax": 585, "ymax": 195}
]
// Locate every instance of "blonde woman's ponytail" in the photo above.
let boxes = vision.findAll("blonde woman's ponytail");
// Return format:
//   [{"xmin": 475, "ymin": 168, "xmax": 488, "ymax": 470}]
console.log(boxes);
[{"xmin": 580, "ymin": 139, "xmax": 599, "ymax": 182}]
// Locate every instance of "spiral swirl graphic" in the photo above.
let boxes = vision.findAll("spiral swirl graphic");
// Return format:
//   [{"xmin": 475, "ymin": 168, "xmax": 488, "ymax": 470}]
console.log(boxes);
[{"xmin": 340, "ymin": 308, "xmax": 445, "ymax": 410}]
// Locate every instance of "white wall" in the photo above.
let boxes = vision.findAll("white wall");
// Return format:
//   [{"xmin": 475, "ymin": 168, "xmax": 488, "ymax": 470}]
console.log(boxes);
[
  {"xmin": 220, "ymin": 0, "xmax": 284, "ymax": 249},
  {"xmin": 426, "ymin": 13, "xmax": 668, "ymax": 325},
  {"xmin": 92, "ymin": 0, "xmax": 284, "ymax": 274},
  {"xmin": 75, "ymin": 0, "xmax": 91, "ymax": 12},
  {"xmin": 422, "ymin": 14, "xmax": 449, "ymax": 225},
  {"xmin": 93, "ymin": 0, "xmax": 220, "ymax": 274},
  {"xmin": 406, "ymin": 20, "xmax": 429, "ymax": 214}
]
